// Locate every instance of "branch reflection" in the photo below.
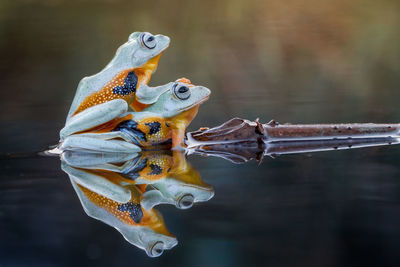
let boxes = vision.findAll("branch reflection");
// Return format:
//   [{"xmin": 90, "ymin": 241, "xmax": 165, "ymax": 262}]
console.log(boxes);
[{"xmin": 59, "ymin": 130, "xmax": 398, "ymax": 257}]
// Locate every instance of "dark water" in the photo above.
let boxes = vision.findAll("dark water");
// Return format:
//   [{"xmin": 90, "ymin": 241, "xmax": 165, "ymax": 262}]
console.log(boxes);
[{"xmin": 1, "ymin": 0, "xmax": 400, "ymax": 266}]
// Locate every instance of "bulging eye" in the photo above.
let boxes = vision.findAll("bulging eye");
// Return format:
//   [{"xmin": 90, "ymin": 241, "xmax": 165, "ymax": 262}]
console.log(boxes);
[
  {"xmin": 140, "ymin": 33, "xmax": 156, "ymax": 49},
  {"xmin": 148, "ymin": 241, "xmax": 164, "ymax": 257},
  {"xmin": 173, "ymin": 83, "xmax": 191, "ymax": 100},
  {"xmin": 176, "ymin": 194, "xmax": 194, "ymax": 209}
]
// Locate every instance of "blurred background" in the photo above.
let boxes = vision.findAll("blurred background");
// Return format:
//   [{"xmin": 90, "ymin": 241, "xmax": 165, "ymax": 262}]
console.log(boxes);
[{"xmin": 0, "ymin": 0, "xmax": 400, "ymax": 266}]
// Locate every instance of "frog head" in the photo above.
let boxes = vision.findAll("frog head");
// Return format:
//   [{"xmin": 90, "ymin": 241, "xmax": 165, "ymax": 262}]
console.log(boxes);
[
  {"xmin": 139, "ymin": 151, "xmax": 214, "ymax": 210},
  {"xmin": 142, "ymin": 80, "xmax": 211, "ymax": 147},
  {"xmin": 109, "ymin": 31, "xmax": 170, "ymax": 71},
  {"xmin": 143, "ymin": 80, "xmax": 210, "ymax": 118}
]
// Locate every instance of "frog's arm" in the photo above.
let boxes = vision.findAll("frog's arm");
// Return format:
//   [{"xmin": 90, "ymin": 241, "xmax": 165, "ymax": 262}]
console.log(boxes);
[
  {"xmin": 61, "ymin": 161, "xmax": 132, "ymax": 203},
  {"xmin": 60, "ymin": 99, "xmax": 128, "ymax": 140},
  {"xmin": 136, "ymin": 82, "xmax": 173, "ymax": 105}
]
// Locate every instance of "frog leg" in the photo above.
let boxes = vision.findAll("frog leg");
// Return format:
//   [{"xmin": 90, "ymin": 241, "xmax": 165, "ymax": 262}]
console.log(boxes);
[
  {"xmin": 60, "ymin": 99, "xmax": 128, "ymax": 140},
  {"xmin": 170, "ymin": 122, "xmax": 187, "ymax": 149},
  {"xmin": 61, "ymin": 150, "xmax": 140, "ymax": 172},
  {"xmin": 60, "ymin": 131, "xmax": 141, "ymax": 152},
  {"xmin": 113, "ymin": 111, "xmax": 168, "ymax": 146},
  {"xmin": 61, "ymin": 161, "xmax": 132, "ymax": 203}
]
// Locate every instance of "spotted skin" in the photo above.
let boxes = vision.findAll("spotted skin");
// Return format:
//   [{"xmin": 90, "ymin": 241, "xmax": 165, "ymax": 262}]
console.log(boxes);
[
  {"xmin": 71, "ymin": 53, "xmax": 165, "ymax": 117},
  {"xmin": 112, "ymin": 71, "xmax": 138, "ymax": 95},
  {"xmin": 112, "ymin": 117, "xmax": 171, "ymax": 147},
  {"xmin": 117, "ymin": 202, "xmax": 143, "ymax": 223},
  {"xmin": 123, "ymin": 158, "xmax": 148, "ymax": 180},
  {"xmin": 73, "ymin": 68, "xmax": 151, "ymax": 116},
  {"xmin": 149, "ymin": 164, "xmax": 163, "ymax": 175},
  {"xmin": 77, "ymin": 184, "xmax": 172, "ymax": 236},
  {"xmin": 124, "ymin": 153, "xmax": 173, "ymax": 181},
  {"xmin": 78, "ymin": 184, "xmax": 145, "ymax": 226},
  {"xmin": 69, "ymin": 52, "xmax": 165, "ymax": 118},
  {"xmin": 112, "ymin": 120, "xmax": 147, "ymax": 145},
  {"xmin": 145, "ymin": 121, "xmax": 161, "ymax": 135}
]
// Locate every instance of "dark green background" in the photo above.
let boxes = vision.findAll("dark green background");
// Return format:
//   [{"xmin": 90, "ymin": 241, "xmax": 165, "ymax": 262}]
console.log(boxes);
[{"xmin": 1, "ymin": 0, "xmax": 400, "ymax": 266}]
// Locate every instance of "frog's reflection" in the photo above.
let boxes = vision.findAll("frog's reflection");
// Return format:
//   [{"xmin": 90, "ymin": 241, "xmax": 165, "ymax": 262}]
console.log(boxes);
[{"xmin": 61, "ymin": 150, "xmax": 214, "ymax": 257}]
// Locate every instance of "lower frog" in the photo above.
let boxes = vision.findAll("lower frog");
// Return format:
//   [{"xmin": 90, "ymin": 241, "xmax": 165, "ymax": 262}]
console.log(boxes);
[{"xmin": 59, "ymin": 80, "xmax": 211, "ymax": 152}]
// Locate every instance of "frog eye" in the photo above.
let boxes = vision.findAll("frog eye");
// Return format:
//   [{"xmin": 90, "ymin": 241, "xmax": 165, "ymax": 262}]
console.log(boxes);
[
  {"xmin": 148, "ymin": 241, "xmax": 164, "ymax": 257},
  {"xmin": 173, "ymin": 83, "xmax": 191, "ymax": 100},
  {"xmin": 140, "ymin": 33, "xmax": 156, "ymax": 49},
  {"xmin": 176, "ymin": 194, "xmax": 194, "ymax": 209}
]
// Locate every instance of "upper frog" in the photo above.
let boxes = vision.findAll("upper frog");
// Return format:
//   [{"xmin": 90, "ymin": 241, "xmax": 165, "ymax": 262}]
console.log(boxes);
[{"xmin": 66, "ymin": 32, "xmax": 170, "ymax": 121}]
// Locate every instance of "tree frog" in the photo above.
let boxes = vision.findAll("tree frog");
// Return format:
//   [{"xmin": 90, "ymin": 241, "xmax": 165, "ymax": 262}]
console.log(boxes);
[
  {"xmin": 65, "ymin": 31, "xmax": 172, "ymax": 123},
  {"xmin": 59, "ymin": 80, "xmax": 211, "ymax": 152},
  {"xmin": 68, "ymin": 175, "xmax": 177, "ymax": 257},
  {"xmin": 61, "ymin": 150, "xmax": 214, "ymax": 211},
  {"xmin": 61, "ymin": 150, "xmax": 214, "ymax": 256}
]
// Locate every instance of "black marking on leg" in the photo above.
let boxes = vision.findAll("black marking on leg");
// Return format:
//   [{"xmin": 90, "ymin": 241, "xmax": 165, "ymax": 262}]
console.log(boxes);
[
  {"xmin": 148, "ymin": 164, "xmax": 163, "ymax": 176},
  {"xmin": 145, "ymin": 121, "xmax": 161, "ymax": 135},
  {"xmin": 123, "ymin": 158, "xmax": 148, "ymax": 180},
  {"xmin": 117, "ymin": 202, "xmax": 143, "ymax": 223},
  {"xmin": 113, "ymin": 71, "xmax": 138, "ymax": 95},
  {"xmin": 113, "ymin": 120, "xmax": 147, "ymax": 143}
]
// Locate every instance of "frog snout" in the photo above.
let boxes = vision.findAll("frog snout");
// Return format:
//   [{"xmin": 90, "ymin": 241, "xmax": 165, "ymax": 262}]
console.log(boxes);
[
  {"xmin": 196, "ymin": 86, "xmax": 211, "ymax": 98},
  {"xmin": 156, "ymin": 35, "xmax": 170, "ymax": 49},
  {"xmin": 158, "ymin": 34, "xmax": 170, "ymax": 43}
]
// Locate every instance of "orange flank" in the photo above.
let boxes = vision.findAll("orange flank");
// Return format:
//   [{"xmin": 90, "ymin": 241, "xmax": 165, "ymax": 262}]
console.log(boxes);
[
  {"xmin": 72, "ymin": 68, "xmax": 148, "ymax": 115},
  {"xmin": 72, "ymin": 54, "xmax": 162, "ymax": 116},
  {"xmin": 135, "ymin": 153, "xmax": 174, "ymax": 181},
  {"xmin": 77, "ymin": 183, "xmax": 173, "ymax": 236},
  {"xmin": 136, "ymin": 117, "xmax": 172, "ymax": 145}
]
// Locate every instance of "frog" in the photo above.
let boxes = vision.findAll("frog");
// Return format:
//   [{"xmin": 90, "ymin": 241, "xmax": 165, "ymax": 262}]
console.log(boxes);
[
  {"xmin": 64, "ymin": 31, "xmax": 173, "ymax": 134},
  {"xmin": 68, "ymin": 175, "xmax": 177, "ymax": 257},
  {"xmin": 61, "ymin": 150, "xmax": 214, "ymax": 256},
  {"xmin": 59, "ymin": 80, "xmax": 211, "ymax": 152},
  {"xmin": 61, "ymin": 150, "xmax": 214, "ymax": 210}
]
